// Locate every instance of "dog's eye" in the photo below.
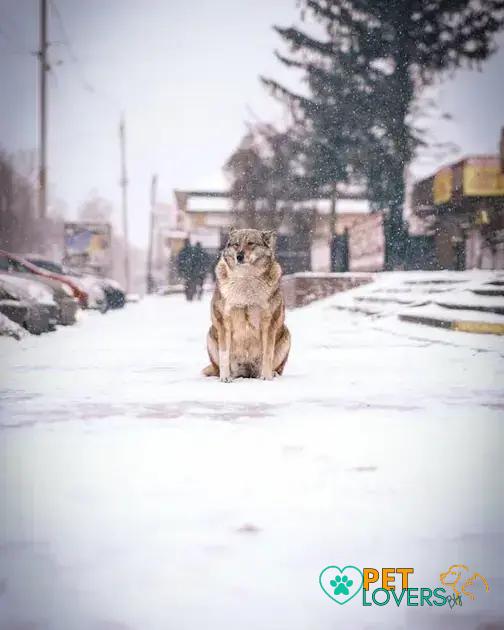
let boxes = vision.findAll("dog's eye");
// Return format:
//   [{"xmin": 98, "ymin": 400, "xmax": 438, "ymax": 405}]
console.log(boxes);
[{"xmin": 247, "ymin": 241, "xmax": 255, "ymax": 246}]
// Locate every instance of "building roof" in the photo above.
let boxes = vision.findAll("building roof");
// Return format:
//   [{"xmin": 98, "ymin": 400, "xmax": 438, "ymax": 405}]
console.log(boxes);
[
  {"xmin": 415, "ymin": 154, "xmax": 499, "ymax": 183},
  {"xmin": 412, "ymin": 154, "xmax": 504, "ymax": 214},
  {"xmin": 187, "ymin": 195, "xmax": 234, "ymax": 213},
  {"xmin": 336, "ymin": 199, "xmax": 370, "ymax": 213},
  {"xmin": 174, "ymin": 189, "xmax": 370, "ymax": 214}
]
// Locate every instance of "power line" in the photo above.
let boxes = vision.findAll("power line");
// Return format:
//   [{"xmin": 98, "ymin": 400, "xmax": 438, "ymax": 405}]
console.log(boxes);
[
  {"xmin": 48, "ymin": 0, "xmax": 121, "ymax": 110},
  {"xmin": 49, "ymin": 0, "xmax": 95, "ymax": 92}
]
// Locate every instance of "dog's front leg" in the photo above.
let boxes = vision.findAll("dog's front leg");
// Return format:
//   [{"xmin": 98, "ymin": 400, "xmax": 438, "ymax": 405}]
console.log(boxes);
[
  {"xmin": 218, "ymin": 316, "xmax": 232, "ymax": 382},
  {"xmin": 260, "ymin": 316, "xmax": 275, "ymax": 380}
]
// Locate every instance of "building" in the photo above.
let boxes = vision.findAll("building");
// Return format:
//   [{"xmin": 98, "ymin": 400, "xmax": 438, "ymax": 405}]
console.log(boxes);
[
  {"xmin": 149, "ymin": 201, "xmax": 183, "ymax": 286},
  {"xmin": 411, "ymin": 155, "xmax": 504, "ymax": 270},
  {"xmin": 347, "ymin": 212, "xmax": 386, "ymax": 272},
  {"xmin": 174, "ymin": 190, "xmax": 232, "ymax": 257},
  {"xmin": 152, "ymin": 189, "xmax": 373, "ymax": 283}
]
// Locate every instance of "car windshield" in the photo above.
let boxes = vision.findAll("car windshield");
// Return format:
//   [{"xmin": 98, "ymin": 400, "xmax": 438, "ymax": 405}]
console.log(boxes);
[
  {"xmin": 12, "ymin": 260, "xmax": 33, "ymax": 274},
  {"xmin": 28, "ymin": 259, "xmax": 63, "ymax": 274}
]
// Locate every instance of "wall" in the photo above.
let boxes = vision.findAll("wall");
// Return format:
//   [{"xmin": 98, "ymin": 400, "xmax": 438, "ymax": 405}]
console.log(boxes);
[
  {"xmin": 348, "ymin": 212, "xmax": 385, "ymax": 271},
  {"xmin": 311, "ymin": 237, "xmax": 331, "ymax": 272},
  {"xmin": 281, "ymin": 272, "xmax": 373, "ymax": 309}
]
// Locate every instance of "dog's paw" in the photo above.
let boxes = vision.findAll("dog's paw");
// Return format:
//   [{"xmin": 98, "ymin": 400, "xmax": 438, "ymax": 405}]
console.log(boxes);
[
  {"xmin": 220, "ymin": 375, "xmax": 233, "ymax": 383},
  {"xmin": 260, "ymin": 372, "xmax": 274, "ymax": 381}
]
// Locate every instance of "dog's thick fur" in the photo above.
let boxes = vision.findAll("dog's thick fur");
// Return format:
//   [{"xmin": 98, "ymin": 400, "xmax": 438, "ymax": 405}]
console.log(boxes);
[{"xmin": 203, "ymin": 228, "xmax": 291, "ymax": 382}]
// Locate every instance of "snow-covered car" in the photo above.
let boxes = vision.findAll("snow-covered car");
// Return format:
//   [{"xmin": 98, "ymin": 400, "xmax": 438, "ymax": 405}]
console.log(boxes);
[
  {"xmin": 26, "ymin": 257, "xmax": 109, "ymax": 313},
  {"xmin": 99, "ymin": 277, "xmax": 126, "ymax": 309},
  {"xmin": 0, "ymin": 250, "xmax": 89, "ymax": 308},
  {"xmin": 0, "ymin": 297, "xmax": 28, "ymax": 328},
  {"xmin": 0, "ymin": 274, "xmax": 58, "ymax": 334},
  {"xmin": 4, "ymin": 271, "xmax": 79, "ymax": 326},
  {"xmin": 0, "ymin": 311, "xmax": 27, "ymax": 340},
  {"xmin": 73, "ymin": 274, "xmax": 108, "ymax": 313}
]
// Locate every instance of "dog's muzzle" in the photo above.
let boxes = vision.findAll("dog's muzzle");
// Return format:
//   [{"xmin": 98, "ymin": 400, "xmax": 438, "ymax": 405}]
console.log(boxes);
[{"xmin": 236, "ymin": 251, "xmax": 245, "ymax": 264}]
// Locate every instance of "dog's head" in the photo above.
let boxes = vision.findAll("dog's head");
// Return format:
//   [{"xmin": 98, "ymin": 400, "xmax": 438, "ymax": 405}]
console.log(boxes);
[{"xmin": 222, "ymin": 228, "xmax": 276, "ymax": 271}]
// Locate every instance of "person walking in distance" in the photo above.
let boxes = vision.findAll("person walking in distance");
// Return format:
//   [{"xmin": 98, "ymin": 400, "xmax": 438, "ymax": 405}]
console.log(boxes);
[
  {"xmin": 193, "ymin": 241, "xmax": 208, "ymax": 300},
  {"xmin": 177, "ymin": 238, "xmax": 197, "ymax": 301}
]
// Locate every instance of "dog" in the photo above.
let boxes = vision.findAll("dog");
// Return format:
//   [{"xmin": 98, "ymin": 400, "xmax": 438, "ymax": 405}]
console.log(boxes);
[{"xmin": 202, "ymin": 228, "xmax": 291, "ymax": 382}]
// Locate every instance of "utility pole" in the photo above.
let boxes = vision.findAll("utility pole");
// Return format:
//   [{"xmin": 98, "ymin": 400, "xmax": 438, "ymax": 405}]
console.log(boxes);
[
  {"xmin": 119, "ymin": 115, "xmax": 131, "ymax": 293},
  {"xmin": 146, "ymin": 174, "xmax": 158, "ymax": 294},
  {"xmin": 500, "ymin": 127, "xmax": 504, "ymax": 174},
  {"xmin": 38, "ymin": 0, "xmax": 49, "ymax": 220},
  {"xmin": 330, "ymin": 181, "xmax": 338, "ymax": 272}
]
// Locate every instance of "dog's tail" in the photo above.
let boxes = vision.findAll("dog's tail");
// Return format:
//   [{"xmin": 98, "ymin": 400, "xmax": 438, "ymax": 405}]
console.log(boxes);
[{"xmin": 202, "ymin": 363, "xmax": 219, "ymax": 377}]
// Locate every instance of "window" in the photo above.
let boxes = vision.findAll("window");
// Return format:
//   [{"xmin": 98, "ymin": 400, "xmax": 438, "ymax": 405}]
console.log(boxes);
[{"xmin": 10, "ymin": 260, "xmax": 32, "ymax": 274}]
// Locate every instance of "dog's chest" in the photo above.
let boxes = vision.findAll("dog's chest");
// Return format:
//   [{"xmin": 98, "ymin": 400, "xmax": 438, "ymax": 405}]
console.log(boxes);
[
  {"xmin": 230, "ymin": 305, "xmax": 262, "ymax": 361},
  {"xmin": 230, "ymin": 304, "xmax": 262, "ymax": 334},
  {"xmin": 222, "ymin": 277, "xmax": 269, "ymax": 310}
]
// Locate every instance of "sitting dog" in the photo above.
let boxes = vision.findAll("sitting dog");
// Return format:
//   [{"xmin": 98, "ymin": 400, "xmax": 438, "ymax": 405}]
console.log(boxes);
[{"xmin": 203, "ymin": 228, "xmax": 291, "ymax": 382}]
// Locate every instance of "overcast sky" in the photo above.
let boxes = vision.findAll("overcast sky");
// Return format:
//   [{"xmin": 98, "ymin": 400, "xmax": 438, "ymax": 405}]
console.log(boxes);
[{"xmin": 1, "ymin": 0, "xmax": 503, "ymax": 247}]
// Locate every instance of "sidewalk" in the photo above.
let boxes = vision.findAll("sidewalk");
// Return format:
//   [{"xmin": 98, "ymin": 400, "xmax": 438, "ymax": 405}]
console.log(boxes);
[{"xmin": 0, "ymin": 293, "xmax": 503, "ymax": 630}]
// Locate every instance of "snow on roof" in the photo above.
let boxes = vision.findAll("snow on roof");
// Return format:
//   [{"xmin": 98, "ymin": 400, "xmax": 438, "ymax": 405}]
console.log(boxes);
[
  {"xmin": 288, "ymin": 198, "xmax": 370, "ymax": 214},
  {"xmin": 186, "ymin": 195, "xmax": 233, "ymax": 213},
  {"xmin": 164, "ymin": 230, "xmax": 187, "ymax": 239},
  {"xmin": 178, "ymin": 189, "xmax": 370, "ymax": 214},
  {"xmin": 337, "ymin": 199, "xmax": 370, "ymax": 213},
  {"xmin": 286, "ymin": 199, "xmax": 332, "ymax": 213}
]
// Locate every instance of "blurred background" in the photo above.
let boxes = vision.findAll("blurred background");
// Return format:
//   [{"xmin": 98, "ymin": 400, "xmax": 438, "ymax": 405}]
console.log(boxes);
[{"xmin": 0, "ymin": 0, "xmax": 503, "ymax": 299}]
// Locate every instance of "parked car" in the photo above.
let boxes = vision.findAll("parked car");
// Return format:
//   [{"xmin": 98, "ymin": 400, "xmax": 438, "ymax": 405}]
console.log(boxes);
[
  {"xmin": 3, "ymin": 271, "xmax": 79, "ymax": 326},
  {"xmin": 0, "ymin": 274, "xmax": 58, "ymax": 334},
  {"xmin": 0, "ymin": 311, "xmax": 27, "ymax": 340},
  {"xmin": 0, "ymin": 250, "xmax": 89, "ymax": 308},
  {"xmin": 27, "ymin": 256, "xmax": 125, "ymax": 310},
  {"xmin": 0, "ymin": 294, "xmax": 28, "ymax": 327},
  {"xmin": 25, "ymin": 256, "xmax": 109, "ymax": 313},
  {"xmin": 99, "ymin": 277, "xmax": 126, "ymax": 309}
]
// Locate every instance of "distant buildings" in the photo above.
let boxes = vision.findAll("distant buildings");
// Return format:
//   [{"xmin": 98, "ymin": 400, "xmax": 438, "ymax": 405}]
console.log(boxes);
[
  {"xmin": 149, "ymin": 154, "xmax": 504, "ymax": 287},
  {"xmin": 150, "ymin": 189, "xmax": 378, "ymax": 285},
  {"xmin": 411, "ymin": 155, "xmax": 504, "ymax": 270}
]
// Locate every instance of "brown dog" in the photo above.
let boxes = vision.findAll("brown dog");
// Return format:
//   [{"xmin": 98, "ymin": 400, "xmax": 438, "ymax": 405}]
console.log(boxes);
[{"xmin": 203, "ymin": 228, "xmax": 290, "ymax": 382}]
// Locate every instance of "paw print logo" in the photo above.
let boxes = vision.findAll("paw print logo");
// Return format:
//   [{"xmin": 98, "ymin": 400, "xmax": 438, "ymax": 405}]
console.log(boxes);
[{"xmin": 330, "ymin": 574, "xmax": 354, "ymax": 596}]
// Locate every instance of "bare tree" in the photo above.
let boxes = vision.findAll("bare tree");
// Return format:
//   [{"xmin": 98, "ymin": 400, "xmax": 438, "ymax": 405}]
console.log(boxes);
[
  {"xmin": 0, "ymin": 150, "xmax": 37, "ymax": 252},
  {"xmin": 225, "ymin": 125, "xmax": 310, "ymax": 230}
]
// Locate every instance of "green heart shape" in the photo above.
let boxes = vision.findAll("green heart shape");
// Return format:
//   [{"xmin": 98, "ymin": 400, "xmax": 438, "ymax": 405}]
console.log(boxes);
[{"xmin": 319, "ymin": 565, "xmax": 364, "ymax": 605}]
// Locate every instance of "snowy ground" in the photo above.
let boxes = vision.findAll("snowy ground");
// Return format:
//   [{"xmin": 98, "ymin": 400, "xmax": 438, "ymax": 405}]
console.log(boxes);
[{"xmin": 0, "ymin": 290, "xmax": 503, "ymax": 630}]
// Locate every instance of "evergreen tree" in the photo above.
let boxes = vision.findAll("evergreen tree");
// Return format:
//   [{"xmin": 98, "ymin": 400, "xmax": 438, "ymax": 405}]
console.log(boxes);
[{"xmin": 263, "ymin": 0, "xmax": 504, "ymax": 268}]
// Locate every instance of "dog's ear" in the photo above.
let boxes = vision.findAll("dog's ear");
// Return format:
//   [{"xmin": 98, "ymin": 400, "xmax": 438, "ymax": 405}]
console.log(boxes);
[
  {"xmin": 226, "ymin": 226, "xmax": 237, "ymax": 246},
  {"xmin": 261, "ymin": 230, "xmax": 276, "ymax": 250}
]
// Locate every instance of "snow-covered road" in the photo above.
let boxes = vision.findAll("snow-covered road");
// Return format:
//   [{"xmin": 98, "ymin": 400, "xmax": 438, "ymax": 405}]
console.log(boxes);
[{"xmin": 1, "ymin": 293, "xmax": 503, "ymax": 630}]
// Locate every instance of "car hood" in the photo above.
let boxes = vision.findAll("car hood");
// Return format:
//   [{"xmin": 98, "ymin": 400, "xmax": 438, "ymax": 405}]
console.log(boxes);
[
  {"xmin": 0, "ymin": 273, "xmax": 56, "ymax": 306},
  {"xmin": 5, "ymin": 272, "xmax": 73, "ymax": 300}
]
